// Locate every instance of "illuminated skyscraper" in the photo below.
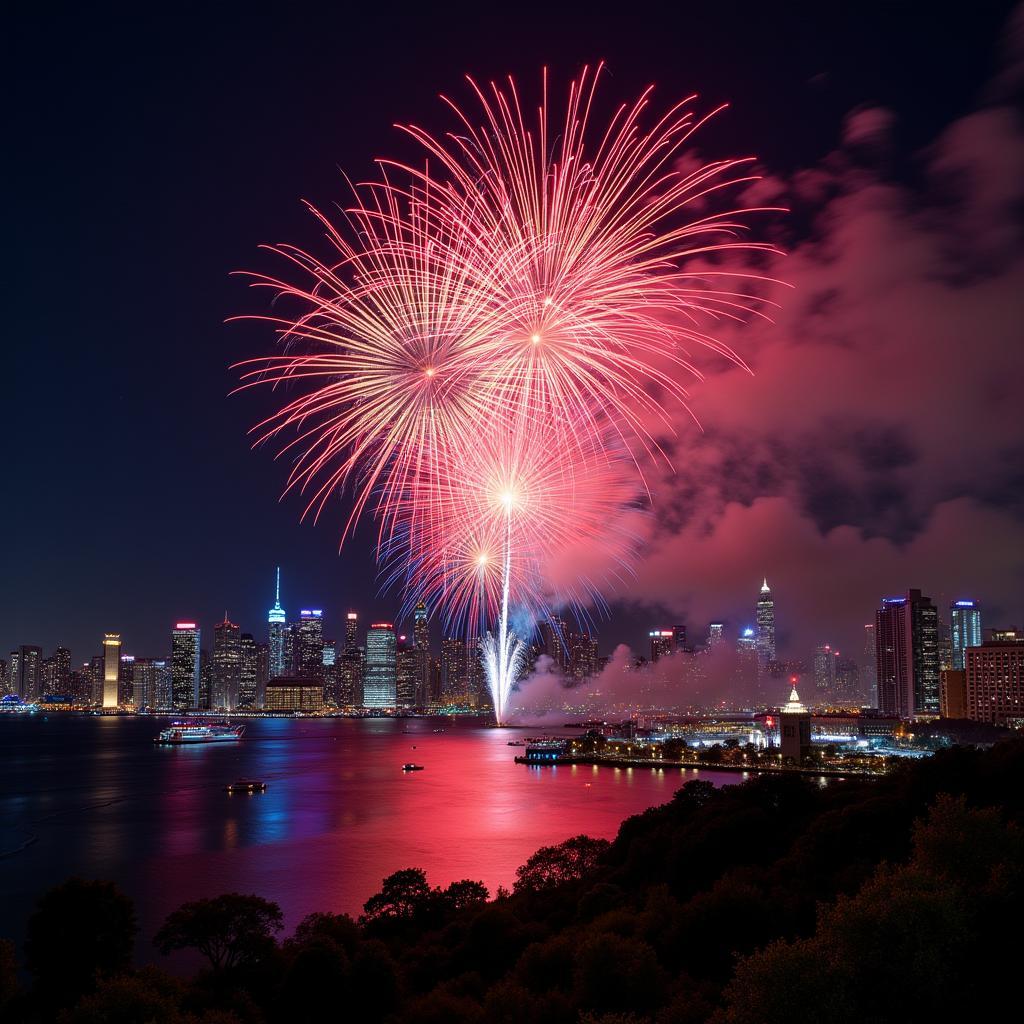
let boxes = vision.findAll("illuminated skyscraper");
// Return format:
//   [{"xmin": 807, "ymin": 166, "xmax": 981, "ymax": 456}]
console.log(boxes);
[
  {"xmin": 539, "ymin": 616, "xmax": 568, "ymax": 673},
  {"xmin": 9, "ymin": 645, "xmax": 42, "ymax": 701},
  {"xmin": 171, "ymin": 622, "xmax": 201, "ymax": 710},
  {"xmin": 239, "ymin": 633, "xmax": 258, "ymax": 709},
  {"xmin": 364, "ymin": 623, "xmax": 397, "ymax": 708},
  {"xmin": 862, "ymin": 624, "xmax": 878, "ymax": 708},
  {"xmin": 102, "ymin": 633, "xmax": 121, "ymax": 709},
  {"xmin": 649, "ymin": 629, "xmax": 674, "ymax": 663},
  {"xmin": 344, "ymin": 611, "xmax": 359, "ymax": 653},
  {"xmin": 707, "ymin": 623, "xmax": 725, "ymax": 651},
  {"xmin": 441, "ymin": 637, "xmax": 467, "ymax": 702},
  {"xmin": 294, "ymin": 610, "xmax": 324, "ymax": 680},
  {"xmin": 756, "ymin": 579, "xmax": 776, "ymax": 668},
  {"xmin": 875, "ymin": 590, "xmax": 940, "ymax": 718},
  {"xmin": 965, "ymin": 635, "xmax": 1024, "ymax": 725},
  {"xmin": 413, "ymin": 603, "xmax": 430, "ymax": 709},
  {"xmin": 133, "ymin": 657, "xmax": 165, "ymax": 710},
  {"xmin": 396, "ymin": 635, "xmax": 417, "ymax": 708},
  {"xmin": 267, "ymin": 567, "xmax": 287, "ymax": 679},
  {"xmin": 813, "ymin": 643, "xmax": 837, "ymax": 693},
  {"xmin": 212, "ymin": 616, "xmax": 242, "ymax": 711},
  {"xmin": 569, "ymin": 632, "xmax": 598, "ymax": 681},
  {"xmin": 118, "ymin": 654, "xmax": 134, "ymax": 707},
  {"xmin": 950, "ymin": 600, "xmax": 982, "ymax": 671}
]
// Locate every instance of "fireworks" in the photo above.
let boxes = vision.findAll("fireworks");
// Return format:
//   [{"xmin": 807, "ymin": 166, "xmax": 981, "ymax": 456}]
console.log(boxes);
[{"xmin": 237, "ymin": 65, "xmax": 779, "ymax": 721}]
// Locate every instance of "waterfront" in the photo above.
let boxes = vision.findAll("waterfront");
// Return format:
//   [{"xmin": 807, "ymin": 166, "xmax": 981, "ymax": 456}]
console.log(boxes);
[{"xmin": 0, "ymin": 715, "xmax": 733, "ymax": 960}]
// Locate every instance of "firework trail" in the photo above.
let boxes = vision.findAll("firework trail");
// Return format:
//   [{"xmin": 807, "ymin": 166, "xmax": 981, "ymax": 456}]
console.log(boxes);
[{"xmin": 236, "ymin": 65, "xmax": 781, "ymax": 722}]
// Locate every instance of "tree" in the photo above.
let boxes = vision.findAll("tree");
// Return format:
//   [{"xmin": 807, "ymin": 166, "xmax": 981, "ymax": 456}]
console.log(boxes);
[
  {"xmin": 361, "ymin": 868, "xmax": 433, "ymax": 922},
  {"xmin": 57, "ymin": 969, "xmax": 189, "ymax": 1024},
  {"xmin": 25, "ymin": 878, "xmax": 137, "ymax": 1006},
  {"xmin": 154, "ymin": 893, "xmax": 283, "ymax": 972},
  {"xmin": 513, "ymin": 835, "xmax": 610, "ymax": 894},
  {"xmin": 436, "ymin": 879, "xmax": 489, "ymax": 914}
]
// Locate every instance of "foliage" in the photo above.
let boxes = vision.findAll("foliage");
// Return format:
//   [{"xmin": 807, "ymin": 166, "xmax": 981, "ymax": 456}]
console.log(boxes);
[{"xmin": 513, "ymin": 835, "xmax": 610, "ymax": 894}]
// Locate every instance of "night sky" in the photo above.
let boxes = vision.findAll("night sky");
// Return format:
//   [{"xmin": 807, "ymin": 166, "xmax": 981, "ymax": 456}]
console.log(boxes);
[{"xmin": 8, "ymin": 1, "xmax": 1023, "ymax": 666}]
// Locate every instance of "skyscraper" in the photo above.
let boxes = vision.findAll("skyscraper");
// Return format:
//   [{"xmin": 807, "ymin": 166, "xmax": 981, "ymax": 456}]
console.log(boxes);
[
  {"xmin": 345, "ymin": 611, "xmax": 359, "ymax": 653},
  {"xmin": 735, "ymin": 627, "xmax": 758, "ymax": 697},
  {"xmin": 964, "ymin": 635, "xmax": 1024, "ymax": 726},
  {"xmin": 813, "ymin": 643, "xmax": 837, "ymax": 694},
  {"xmin": 396, "ymin": 635, "xmax": 417, "ymax": 708},
  {"xmin": 950, "ymin": 600, "xmax": 982, "ymax": 671},
  {"xmin": 364, "ymin": 623, "xmax": 397, "ymax": 708},
  {"xmin": 539, "ymin": 616, "xmax": 568, "ymax": 673},
  {"xmin": 649, "ymin": 629, "xmax": 674, "ymax": 663},
  {"xmin": 875, "ymin": 590, "xmax": 940, "ymax": 718},
  {"xmin": 239, "ymin": 633, "xmax": 258, "ymax": 709},
  {"xmin": 862, "ymin": 624, "xmax": 878, "ymax": 708},
  {"xmin": 212, "ymin": 616, "xmax": 242, "ymax": 711},
  {"xmin": 133, "ymin": 658, "xmax": 162, "ymax": 710},
  {"xmin": 268, "ymin": 567, "xmax": 288, "ymax": 679},
  {"xmin": 441, "ymin": 636, "xmax": 467, "ymax": 703},
  {"xmin": 756, "ymin": 579, "xmax": 776, "ymax": 668},
  {"xmin": 171, "ymin": 622, "xmax": 201, "ymax": 711},
  {"xmin": 51, "ymin": 646, "xmax": 71, "ymax": 695},
  {"xmin": 707, "ymin": 623, "xmax": 725, "ymax": 652},
  {"xmin": 413, "ymin": 602, "xmax": 430, "ymax": 710},
  {"xmin": 102, "ymin": 633, "xmax": 121, "ymax": 709},
  {"xmin": 118, "ymin": 654, "xmax": 135, "ymax": 707},
  {"xmin": 294, "ymin": 610, "xmax": 324, "ymax": 680},
  {"xmin": 9, "ymin": 645, "xmax": 42, "ymax": 701}
]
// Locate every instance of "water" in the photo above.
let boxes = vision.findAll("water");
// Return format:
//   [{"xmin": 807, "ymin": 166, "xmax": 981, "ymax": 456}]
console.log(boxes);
[{"xmin": 0, "ymin": 714, "xmax": 731, "ymax": 958}]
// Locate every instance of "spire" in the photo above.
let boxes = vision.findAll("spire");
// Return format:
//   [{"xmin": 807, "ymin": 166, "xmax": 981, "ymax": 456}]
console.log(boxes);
[
  {"xmin": 275, "ymin": 566, "xmax": 281, "ymax": 603},
  {"xmin": 761, "ymin": 577, "xmax": 770, "ymax": 593}
]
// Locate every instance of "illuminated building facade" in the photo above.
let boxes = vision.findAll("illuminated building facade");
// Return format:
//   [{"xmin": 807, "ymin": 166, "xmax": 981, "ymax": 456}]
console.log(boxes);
[
  {"xmin": 875, "ymin": 590, "xmax": 940, "ymax": 719},
  {"xmin": 940, "ymin": 668, "xmax": 967, "ymax": 719},
  {"xmin": 862, "ymin": 624, "xmax": 878, "ymax": 708},
  {"xmin": 293, "ymin": 610, "xmax": 324, "ymax": 681},
  {"xmin": 649, "ymin": 629, "xmax": 674, "ymax": 663},
  {"xmin": 212, "ymin": 616, "xmax": 241, "ymax": 711},
  {"xmin": 396, "ymin": 636, "xmax": 417, "ymax": 708},
  {"xmin": 950, "ymin": 600, "xmax": 982, "ymax": 671},
  {"xmin": 239, "ymin": 632, "xmax": 258, "ymax": 709},
  {"xmin": 9, "ymin": 645, "xmax": 43, "ymax": 701},
  {"xmin": 965, "ymin": 637, "xmax": 1024, "ymax": 726},
  {"xmin": 264, "ymin": 678, "xmax": 324, "ymax": 712},
  {"xmin": 755, "ymin": 578, "xmax": 776, "ymax": 668},
  {"xmin": 267, "ymin": 567, "xmax": 287, "ymax": 679},
  {"xmin": 413, "ymin": 602, "xmax": 430, "ymax": 709},
  {"xmin": 171, "ymin": 622, "xmax": 200, "ymax": 710},
  {"xmin": 779, "ymin": 685, "xmax": 811, "ymax": 762},
  {"xmin": 102, "ymin": 633, "xmax": 121, "ymax": 709},
  {"xmin": 364, "ymin": 623, "xmax": 397, "ymax": 708}
]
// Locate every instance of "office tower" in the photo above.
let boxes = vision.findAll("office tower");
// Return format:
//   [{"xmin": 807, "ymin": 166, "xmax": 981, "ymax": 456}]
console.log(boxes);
[
  {"xmin": 43, "ymin": 646, "xmax": 71, "ymax": 696},
  {"xmin": 569, "ymin": 631, "xmax": 598, "ymax": 681},
  {"xmin": 707, "ymin": 623, "xmax": 725, "ymax": 652},
  {"xmin": 9, "ymin": 645, "xmax": 43, "ymax": 701},
  {"xmin": 413, "ymin": 602, "xmax": 430, "ymax": 709},
  {"xmin": 254, "ymin": 641, "xmax": 269, "ymax": 708},
  {"xmin": 950, "ymin": 600, "xmax": 982, "ymax": 671},
  {"xmin": 964, "ymin": 635, "xmax": 1024, "ymax": 725},
  {"xmin": 89, "ymin": 654, "xmax": 104, "ymax": 704},
  {"xmin": 875, "ymin": 589, "xmax": 940, "ymax": 718},
  {"xmin": 337, "ymin": 648, "xmax": 363, "ymax": 707},
  {"xmin": 293, "ymin": 610, "xmax": 324, "ymax": 680},
  {"xmin": 862, "ymin": 624, "xmax": 878, "ymax": 708},
  {"xmin": 649, "ymin": 629, "xmax": 674, "ymax": 663},
  {"xmin": 428, "ymin": 657, "xmax": 442, "ymax": 708},
  {"xmin": 321, "ymin": 640, "xmax": 337, "ymax": 705},
  {"xmin": 940, "ymin": 669, "xmax": 967, "ymax": 719},
  {"xmin": 68, "ymin": 666, "xmax": 93, "ymax": 704},
  {"xmin": 212, "ymin": 616, "xmax": 242, "ymax": 711},
  {"xmin": 118, "ymin": 654, "xmax": 134, "ymax": 707},
  {"xmin": 938, "ymin": 621, "xmax": 953, "ymax": 672},
  {"xmin": 539, "ymin": 616, "xmax": 568, "ymax": 673},
  {"xmin": 102, "ymin": 634, "xmax": 121, "ymax": 709},
  {"xmin": 345, "ymin": 611, "xmax": 359, "ymax": 652},
  {"xmin": 153, "ymin": 660, "xmax": 172, "ymax": 711},
  {"xmin": 756, "ymin": 578, "xmax": 776, "ymax": 668},
  {"xmin": 364, "ymin": 623, "xmax": 397, "ymax": 708},
  {"xmin": 239, "ymin": 633, "xmax": 258, "ymax": 710},
  {"xmin": 396, "ymin": 636, "xmax": 417, "ymax": 708},
  {"xmin": 132, "ymin": 658, "xmax": 159, "ymax": 710},
  {"xmin": 441, "ymin": 637, "xmax": 467, "ymax": 702},
  {"xmin": 0, "ymin": 657, "xmax": 8, "ymax": 695},
  {"xmin": 199, "ymin": 649, "xmax": 212, "ymax": 710},
  {"xmin": 171, "ymin": 623, "xmax": 201, "ymax": 710},
  {"xmin": 673, "ymin": 624, "xmax": 687, "ymax": 652},
  {"xmin": 779, "ymin": 684, "xmax": 811, "ymax": 763},
  {"xmin": 834, "ymin": 656, "xmax": 861, "ymax": 703},
  {"xmin": 268, "ymin": 567, "xmax": 288, "ymax": 679},
  {"xmin": 467, "ymin": 641, "xmax": 488, "ymax": 708},
  {"xmin": 735, "ymin": 627, "xmax": 758, "ymax": 698},
  {"xmin": 813, "ymin": 643, "xmax": 837, "ymax": 693}
]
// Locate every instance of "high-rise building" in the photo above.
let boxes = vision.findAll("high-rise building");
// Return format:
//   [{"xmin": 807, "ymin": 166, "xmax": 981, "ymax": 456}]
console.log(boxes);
[
  {"xmin": 964, "ymin": 635, "xmax": 1024, "ymax": 726},
  {"xmin": 0, "ymin": 657, "xmax": 8, "ymax": 696},
  {"xmin": 102, "ymin": 634, "xmax": 121, "ymax": 709},
  {"xmin": 264, "ymin": 678, "xmax": 324, "ymax": 712},
  {"xmin": 950, "ymin": 600, "xmax": 982, "ymax": 671},
  {"xmin": 171, "ymin": 622, "xmax": 201, "ymax": 711},
  {"xmin": 441, "ymin": 637, "xmax": 467, "ymax": 703},
  {"xmin": 9, "ymin": 646, "xmax": 43, "ymax": 701},
  {"xmin": 239, "ymin": 632, "xmax": 258, "ymax": 709},
  {"xmin": 649, "ymin": 629, "xmax": 674, "ymax": 663},
  {"xmin": 293, "ymin": 610, "xmax": 324, "ymax": 680},
  {"xmin": 938, "ymin": 620, "xmax": 954, "ymax": 672},
  {"xmin": 268, "ymin": 567, "xmax": 288, "ymax": 679},
  {"xmin": 212, "ymin": 616, "xmax": 242, "ymax": 711},
  {"xmin": 735, "ymin": 627, "xmax": 758, "ymax": 697},
  {"xmin": 413, "ymin": 602, "xmax": 430, "ymax": 709},
  {"xmin": 364, "ymin": 623, "xmax": 397, "ymax": 708},
  {"xmin": 813, "ymin": 643, "xmax": 837, "ymax": 694},
  {"xmin": 255, "ymin": 642, "xmax": 269, "ymax": 708},
  {"xmin": 539, "ymin": 616, "xmax": 568, "ymax": 673},
  {"xmin": 133, "ymin": 657, "xmax": 164, "ymax": 710},
  {"xmin": 875, "ymin": 589, "xmax": 940, "ymax": 719},
  {"xmin": 89, "ymin": 655, "xmax": 104, "ymax": 704},
  {"xmin": 118, "ymin": 654, "xmax": 135, "ymax": 707},
  {"xmin": 396, "ymin": 636, "xmax": 417, "ymax": 708},
  {"xmin": 321, "ymin": 640, "xmax": 337, "ymax": 705},
  {"xmin": 862, "ymin": 624, "xmax": 878, "ymax": 708},
  {"xmin": 198, "ymin": 648, "xmax": 212, "ymax": 710},
  {"xmin": 834, "ymin": 656, "xmax": 861, "ymax": 704},
  {"xmin": 672, "ymin": 624, "xmax": 687, "ymax": 652},
  {"xmin": 707, "ymin": 623, "xmax": 725, "ymax": 652},
  {"xmin": 345, "ymin": 612, "xmax": 359, "ymax": 652},
  {"xmin": 756, "ymin": 579, "xmax": 776, "ymax": 668},
  {"xmin": 47, "ymin": 646, "xmax": 71, "ymax": 695},
  {"xmin": 569, "ymin": 631, "xmax": 599, "ymax": 681},
  {"xmin": 337, "ymin": 649, "xmax": 363, "ymax": 707},
  {"xmin": 940, "ymin": 668, "xmax": 967, "ymax": 719}
]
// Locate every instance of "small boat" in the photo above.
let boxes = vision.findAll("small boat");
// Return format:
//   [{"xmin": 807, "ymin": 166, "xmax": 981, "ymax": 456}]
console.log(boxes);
[
  {"xmin": 225, "ymin": 779, "xmax": 267, "ymax": 794},
  {"xmin": 402, "ymin": 763, "xmax": 425, "ymax": 772},
  {"xmin": 507, "ymin": 740, "xmax": 525, "ymax": 747}
]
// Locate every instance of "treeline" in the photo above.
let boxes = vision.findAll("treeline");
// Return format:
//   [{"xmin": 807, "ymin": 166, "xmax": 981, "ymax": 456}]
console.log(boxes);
[{"xmin": 3, "ymin": 740, "xmax": 1023, "ymax": 1023}]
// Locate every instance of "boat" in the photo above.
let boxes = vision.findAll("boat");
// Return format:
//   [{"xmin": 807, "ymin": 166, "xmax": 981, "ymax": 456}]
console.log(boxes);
[
  {"xmin": 402, "ymin": 763, "xmax": 425, "ymax": 771},
  {"xmin": 507, "ymin": 740, "xmax": 525, "ymax": 747},
  {"xmin": 224, "ymin": 779, "xmax": 266, "ymax": 794},
  {"xmin": 155, "ymin": 721, "xmax": 245, "ymax": 744}
]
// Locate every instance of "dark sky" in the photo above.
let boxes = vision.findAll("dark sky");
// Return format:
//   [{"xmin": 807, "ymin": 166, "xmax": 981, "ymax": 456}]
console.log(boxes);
[{"xmin": 7, "ymin": 1, "xmax": 1023, "ymax": 665}]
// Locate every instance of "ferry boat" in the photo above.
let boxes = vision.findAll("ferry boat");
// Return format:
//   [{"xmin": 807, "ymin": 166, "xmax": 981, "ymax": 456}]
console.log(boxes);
[
  {"xmin": 224, "ymin": 779, "xmax": 266, "ymax": 794},
  {"xmin": 155, "ymin": 721, "xmax": 245, "ymax": 744},
  {"xmin": 402, "ymin": 763, "xmax": 425, "ymax": 771}
]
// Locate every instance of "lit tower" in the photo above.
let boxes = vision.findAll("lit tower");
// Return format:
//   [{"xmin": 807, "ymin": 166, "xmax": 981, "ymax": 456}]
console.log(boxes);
[
  {"xmin": 950, "ymin": 600, "xmax": 982, "ymax": 671},
  {"xmin": 102, "ymin": 633, "xmax": 121, "ymax": 709},
  {"xmin": 171, "ymin": 622, "xmax": 201, "ymax": 710},
  {"xmin": 364, "ymin": 623, "xmax": 397, "ymax": 708},
  {"xmin": 267, "ymin": 567, "xmax": 287, "ymax": 679},
  {"xmin": 413, "ymin": 602, "xmax": 430, "ymax": 709},
  {"xmin": 212, "ymin": 615, "xmax": 242, "ymax": 711},
  {"xmin": 756, "ymin": 579, "xmax": 776, "ymax": 669}
]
